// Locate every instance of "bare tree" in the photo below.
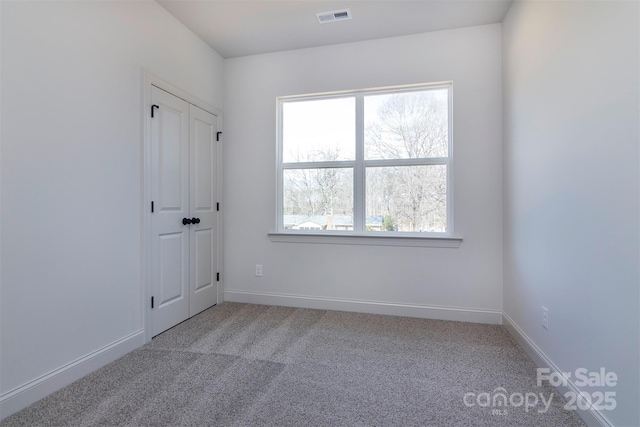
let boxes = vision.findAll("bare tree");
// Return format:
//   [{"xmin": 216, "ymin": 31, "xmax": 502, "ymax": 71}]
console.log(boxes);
[
  {"xmin": 284, "ymin": 146, "xmax": 352, "ymax": 219},
  {"xmin": 365, "ymin": 91, "xmax": 448, "ymax": 232},
  {"xmin": 366, "ymin": 92, "xmax": 448, "ymax": 160}
]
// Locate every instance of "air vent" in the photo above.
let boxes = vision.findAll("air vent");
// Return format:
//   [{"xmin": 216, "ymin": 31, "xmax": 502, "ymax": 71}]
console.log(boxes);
[{"xmin": 316, "ymin": 8, "xmax": 352, "ymax": 24}]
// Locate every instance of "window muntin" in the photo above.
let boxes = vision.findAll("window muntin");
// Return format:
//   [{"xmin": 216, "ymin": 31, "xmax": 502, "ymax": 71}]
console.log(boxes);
[{"xmin": 278, "ymin": 83, "xmax": 452, "ymax": 236}]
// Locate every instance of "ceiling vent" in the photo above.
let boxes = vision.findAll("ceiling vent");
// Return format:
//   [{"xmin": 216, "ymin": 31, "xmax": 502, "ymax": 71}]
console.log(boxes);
[{"xmin": 316, "ymin": 8, "xmax": 352, "ymax": 24}]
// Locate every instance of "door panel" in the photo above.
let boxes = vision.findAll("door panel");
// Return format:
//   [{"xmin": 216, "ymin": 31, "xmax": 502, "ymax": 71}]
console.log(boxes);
[
  {"xmin": 159, "ymin": 110, "xmax": 186, "ymax": 210},
  {"xmin": 194, "ymin": 229, "xmax": 213, "ymax": 292},
  {"xmin": 150, "ymin": 86, "xmax": 190, "ymax": 337},
  {"xmin": 193, "ymin": 117, "xmax": 213, "ymax": 211},
  {"xmin": 189, "ymin": 104, "xmax": 218, "ymax": 317},
  {"xmin": 158, "ymin": 232, "xmax": 186, "ymax": 305}
]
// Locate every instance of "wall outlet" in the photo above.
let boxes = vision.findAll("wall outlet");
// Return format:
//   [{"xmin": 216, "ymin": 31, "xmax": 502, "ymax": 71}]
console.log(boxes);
[
  {"xmin": 255, "ymin": 264, "xmax": 263, "ymax": 277},
  {"xmin": 541, "ymin": 306, "xmax": 549, "ymax": 330}
]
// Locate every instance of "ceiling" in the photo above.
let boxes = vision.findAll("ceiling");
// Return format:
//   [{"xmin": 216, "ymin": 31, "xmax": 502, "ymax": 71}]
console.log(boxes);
[{"xmin": 157, "ymin": 0, "xmax": 513, "ymax": 59}]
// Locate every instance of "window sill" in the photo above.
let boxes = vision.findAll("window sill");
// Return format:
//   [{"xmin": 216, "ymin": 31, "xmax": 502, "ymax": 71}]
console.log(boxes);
[{"xmin": 268, "ymin": 232, "xmax": 462, "ymax": 248}]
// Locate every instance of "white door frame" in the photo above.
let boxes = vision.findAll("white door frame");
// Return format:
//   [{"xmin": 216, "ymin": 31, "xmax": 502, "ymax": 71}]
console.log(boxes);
[{"xmin": 142, "ymin": 70, "xmax": 223, "ymax": 343}]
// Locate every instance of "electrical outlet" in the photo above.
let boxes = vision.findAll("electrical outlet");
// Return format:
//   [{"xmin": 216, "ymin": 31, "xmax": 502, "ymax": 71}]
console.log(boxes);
[
  {"xmin": 255, "ymin": 264, "xmax": 263, "ymax": 277},
  {"xmin": 541, "ymin": 306, "xmax": 549, "ymax": 330}
]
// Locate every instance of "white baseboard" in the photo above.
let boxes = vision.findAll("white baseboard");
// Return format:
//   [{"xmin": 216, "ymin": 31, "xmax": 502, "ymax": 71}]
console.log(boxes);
[
  {"xmin": 224, "ymin": 289, "xmax": 502, "ymax": 324},
  {"xmin": 502, "ymin": 313, "xmax": 611, "ymax": 427},
  {"xmin": 0, "ymin": 330, "xmax": 144, "ymax": 421}
]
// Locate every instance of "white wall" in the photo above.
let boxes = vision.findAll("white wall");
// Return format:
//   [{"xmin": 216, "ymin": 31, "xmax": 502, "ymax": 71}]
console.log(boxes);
[
  {"xmin": 0, "ymin": 0, "xmax": 223, "ymax": 416},
  {"xmin": 223, "ymin": 25, "xmax": 503, "ymax": 322},
  {"xmin": 503, "ymin": 1, "xmax": 639, "ymax": 426}
]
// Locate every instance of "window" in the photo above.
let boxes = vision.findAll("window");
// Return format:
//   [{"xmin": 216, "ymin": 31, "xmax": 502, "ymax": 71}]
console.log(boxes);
[{"xmin": 277, "ymin": 83, "xmax": 452, "ymax": 237}]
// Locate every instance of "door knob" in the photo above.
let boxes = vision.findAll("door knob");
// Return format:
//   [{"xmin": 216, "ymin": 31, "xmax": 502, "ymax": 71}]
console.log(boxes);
[
  {"xmin": 191, "ymin": 217, "xmax": 201, "ymax": 224},
  {"xmin": 182, "ymin": 218, "xmax": 192, "ymax": 225}
]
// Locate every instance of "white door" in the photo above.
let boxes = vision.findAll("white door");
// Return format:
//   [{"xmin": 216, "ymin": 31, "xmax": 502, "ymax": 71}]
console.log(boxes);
[
  {"xmin": 150, "ymin": 86, "xmax": 218, "ymax": 337},
  {"xmin": 188, "ymin": 104, "xmax": 218, "ymax": 316}
]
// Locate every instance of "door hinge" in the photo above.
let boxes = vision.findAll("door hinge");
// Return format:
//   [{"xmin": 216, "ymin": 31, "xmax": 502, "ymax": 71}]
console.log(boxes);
[
  {"xmin": 151, "ymin": 201, "xmax": 154, "ymax": 213},
  {"xmin": 151, "ymin": 296, "xmax": 154, "ymax": 309},
  {"xmin": 216, "ymin": 202, "xmax": 219, "ymax": 211},
  {"xmin": 216, "ymin": 131, "xmax": 222, "ymax": 142},
  {"xmin": 151, "ymin": 104, "xmax": 159, "ymax": 118},
  {"xmin": 217, "ymin": 272, "xmax": 220, "ymax": 282}
]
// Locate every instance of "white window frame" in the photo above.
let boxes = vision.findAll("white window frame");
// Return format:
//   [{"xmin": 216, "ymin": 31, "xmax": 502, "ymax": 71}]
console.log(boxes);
[{"xmin": 272, "ymin": 82, "xmax": 461, "ymax": 248}]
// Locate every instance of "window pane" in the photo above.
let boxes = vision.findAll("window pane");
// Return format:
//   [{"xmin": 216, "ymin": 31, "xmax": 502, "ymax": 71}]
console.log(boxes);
[
  {"xmin": 283, "ymin": 168, "xmax": 353, "ymax": 231},
  {"xmin": 283, "ymin": 97, "xmax": 355, "ymax": 162},
  {"xmin": 364, "ymin": 89, "xmax": 448, "ymax": 160},
  {"xmin": 366, "ymin": 165, "xmax": 447, "ymax": 232}
]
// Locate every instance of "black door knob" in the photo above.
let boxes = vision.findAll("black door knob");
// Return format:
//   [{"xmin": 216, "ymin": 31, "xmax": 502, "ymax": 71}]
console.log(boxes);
[
  {"xmin": 182, "ymin": 218, "xmax": 192, "ymax": 225},
  {"xmin": 191, "ymin": 217, "xmax": 201, "ymax": 224}
]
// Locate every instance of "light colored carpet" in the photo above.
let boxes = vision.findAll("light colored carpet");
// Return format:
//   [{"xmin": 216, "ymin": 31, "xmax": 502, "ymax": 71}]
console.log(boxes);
[{"xmin": 2, "ymin": 302, "xmax": 585, "ymax": 426}]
